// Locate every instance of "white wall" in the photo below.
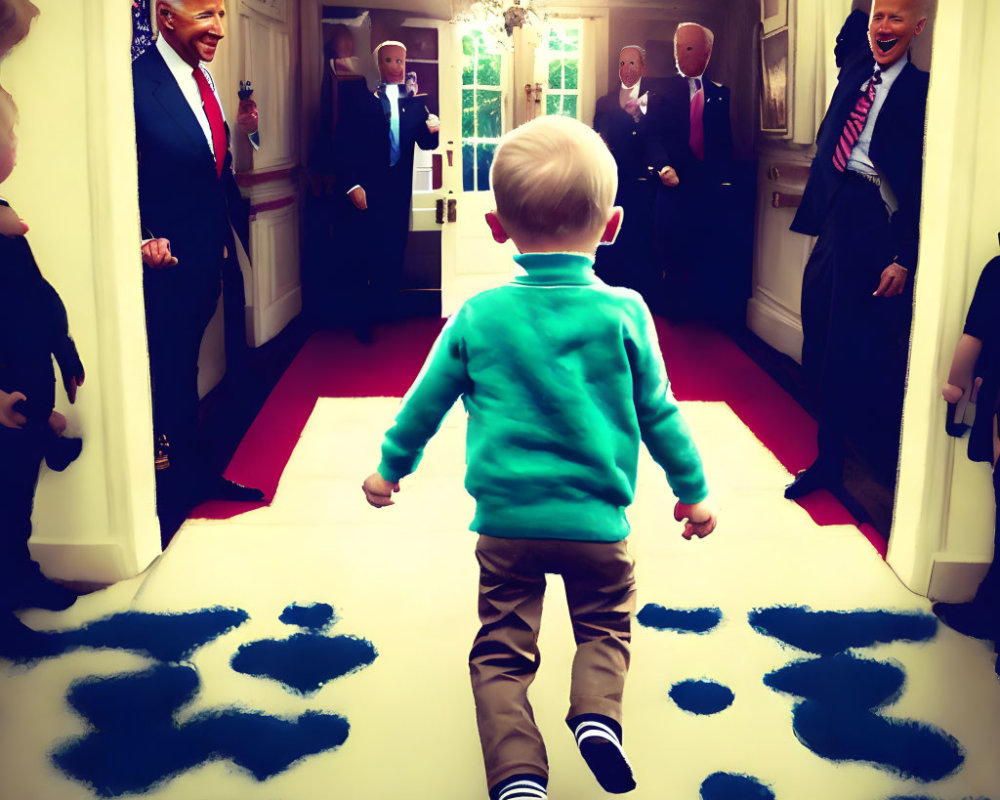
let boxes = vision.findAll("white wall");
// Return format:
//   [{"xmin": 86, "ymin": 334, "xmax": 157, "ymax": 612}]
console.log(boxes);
[
  {"xmin": 888, "ymin": 0, "xmax": 999, "ymax": 598},
  {"xmin": 3, "ymin": 1, "xmax": 160, "ymax": 582}
]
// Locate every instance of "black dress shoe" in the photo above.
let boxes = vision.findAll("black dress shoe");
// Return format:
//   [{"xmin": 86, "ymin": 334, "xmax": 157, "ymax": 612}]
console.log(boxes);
[
  {"xmin": 45, "ymin": 435, "xmax": 83, "ymax": 472},
  {"xmin": 206, "ymin": 477, "xmax": 266, "ymax": 503},
  {"xmin": 784, "ymin": 462, "xmax": 840, "ymax": 500},
  {"xmin": 10, "ymin": 571, "xmax": 78, "ymax": 612},
  {"xmin": 932, "ymin": 600, "xmax": 999, "ymax": 640}
]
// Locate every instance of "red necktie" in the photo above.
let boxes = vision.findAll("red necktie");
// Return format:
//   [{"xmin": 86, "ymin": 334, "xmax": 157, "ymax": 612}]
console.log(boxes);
[
  {"xmin": 689, "ymin": 79, "xmax": 705, "ymax": 161},
  {"xmin": 192, "ymin": 66, "xmax": 226, "ymax": 178},
  {"xmin": 833, "ymin": 68, "xmax": 881, "ymax": 172}
]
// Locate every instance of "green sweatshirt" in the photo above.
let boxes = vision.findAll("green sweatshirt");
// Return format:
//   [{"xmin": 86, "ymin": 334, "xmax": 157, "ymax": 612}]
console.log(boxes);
[{"xmin": 377, "ymin": 252, "xmax": 708, "ymax": 541}]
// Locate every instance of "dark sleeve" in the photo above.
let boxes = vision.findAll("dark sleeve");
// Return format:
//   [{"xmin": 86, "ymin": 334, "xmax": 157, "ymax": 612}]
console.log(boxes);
[
  {"xmin": 640, "ymin": 98, "xmax": 669, "ymax": 173},
  {"xmin": 964, "ymin": 257, "xmax": 1000, "ymax": 341},
  {"xmin": 834, "ymin": 9, "xmax": 871, "ymax": 71},
  {"xmin": 333, "ymin": 81, "xmax": 374, "ymax": 191},
  {"xmin": 221, "ymin": 132, "xmax": 252, "ymax": 258},
  {"xmin": 41, "ymin": 280, "xmax": 84, "ymax": 395}
]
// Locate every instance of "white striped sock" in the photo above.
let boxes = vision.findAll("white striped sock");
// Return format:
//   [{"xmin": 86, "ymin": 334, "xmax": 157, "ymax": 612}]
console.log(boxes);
[{"xmin": 498, "ymin": 778, "xmax": 547, "ymax": 800}]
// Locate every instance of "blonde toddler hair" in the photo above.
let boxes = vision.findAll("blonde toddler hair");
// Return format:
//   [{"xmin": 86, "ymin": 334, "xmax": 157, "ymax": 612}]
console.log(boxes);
[{"xmin": 490, "ymin": 114, "xmax": 617, "ymax": 243}]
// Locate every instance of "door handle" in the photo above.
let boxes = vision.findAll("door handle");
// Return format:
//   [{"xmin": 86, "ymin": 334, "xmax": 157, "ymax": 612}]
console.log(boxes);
[
  {"xmin": 436, "ymin": 198, "xmax": 445, "ymax": 224},
  {"xmin": 447, "ymin": 198, "xmax": 457, "ymax": 223}
]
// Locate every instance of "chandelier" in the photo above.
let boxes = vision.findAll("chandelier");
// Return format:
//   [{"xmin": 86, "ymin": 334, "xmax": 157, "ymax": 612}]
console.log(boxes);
[{"xmin": 453, "ymin": 0, "xmax": 547, "ymax": 49}]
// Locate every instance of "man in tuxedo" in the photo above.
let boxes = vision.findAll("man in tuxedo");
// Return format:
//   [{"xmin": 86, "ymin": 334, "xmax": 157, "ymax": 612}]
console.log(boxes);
[
  {"xmin": 592, "ymin": 45, "xmax": 674, "ymax": 300},
  {"xmin": 332, "ymin": 40, "xmax": 439, "ymax": 342},
  {"xmin": 133, "ymin": 0, "xmax": 264, "ymax": 541},
  {"xmin": 784, "ymin": 0, "xmax": 929, "ymax": 500},
  {"xmin": 649, "ymin": 22, "xmax": 734, "ymax": 320}
]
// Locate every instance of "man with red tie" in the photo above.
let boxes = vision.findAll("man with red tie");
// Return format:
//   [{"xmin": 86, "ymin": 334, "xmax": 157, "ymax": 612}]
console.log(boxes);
[
  {"xmin": 785, "ymin": 0, "xmax": 929, "ymax": 502},
  {"xmin": 649, "ymin": 23, "xmax": 734, "ymax": 320},
  {"xmin": 133, "ymin": 0, "xmax": 264, "ymax": 541}
]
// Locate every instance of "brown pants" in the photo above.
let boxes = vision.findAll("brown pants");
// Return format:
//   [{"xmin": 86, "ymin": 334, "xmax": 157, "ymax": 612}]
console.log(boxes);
[{"xmin": 469, "ymin": 534, "xmax": 637, "ymax": 789}]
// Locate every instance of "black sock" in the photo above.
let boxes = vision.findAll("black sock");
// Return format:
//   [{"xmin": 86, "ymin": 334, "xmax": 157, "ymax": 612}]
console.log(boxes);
[
  {"xmin": 489, "ymin": 773, "xmax": 547, "ymax": 800},
  {"xmin": 567, "ymin": 713, "xmax": 636, "ymax": 794}
]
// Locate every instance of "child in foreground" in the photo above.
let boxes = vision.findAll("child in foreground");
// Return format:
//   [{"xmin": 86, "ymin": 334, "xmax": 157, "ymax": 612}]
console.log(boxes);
[{"xmin": 362, "ymin": 114, "xmax": 716, "ymax": 800}]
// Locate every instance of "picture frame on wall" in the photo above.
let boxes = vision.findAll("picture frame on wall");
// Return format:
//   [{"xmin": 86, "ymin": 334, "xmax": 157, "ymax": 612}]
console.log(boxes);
[
  {"xmin": 761, "ymin": 0, "xmax": 788, "ymax": 35},
  {"xmin": 760, "ymin": 26, "xmax": 789, "ymax": 135}
]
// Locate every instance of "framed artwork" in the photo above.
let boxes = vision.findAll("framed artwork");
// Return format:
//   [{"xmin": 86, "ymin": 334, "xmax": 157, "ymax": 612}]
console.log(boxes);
[
  {"xmin": 760, "ymin": 26, "xmax": 789, "ymax": 135},
  {"xmin": 761, "ymin": 0, "xmax": 788, "ymax": 35}
]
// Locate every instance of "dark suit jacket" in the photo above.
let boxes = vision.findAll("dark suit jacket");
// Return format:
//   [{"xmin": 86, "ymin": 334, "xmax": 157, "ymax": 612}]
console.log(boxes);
[
  {"xmin": 132, "ymin": 46, "xmax": 248, "ymax": 287},
  {"xmin": 791, "ymin": 9, "xmax": 928, "ymax": 271},
  {"xmin": 333, "ymin": 81, "xmax": 439, "ymax": 208},
  {"xmin": 593, "ymin": 79, "xmax": 668, "ymax": 183},
  {"xmin": 649, "ymin": 73, "xmax": 734, "ymax": 189},
  {"xmin": 0, "ymin": 201, "xmax": 82, "ymax": 426}
]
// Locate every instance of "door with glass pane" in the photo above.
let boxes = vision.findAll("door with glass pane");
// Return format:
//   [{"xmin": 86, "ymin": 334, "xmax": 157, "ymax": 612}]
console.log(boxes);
[{"xmin": 440, "ymin": 26, "xmax": 518, "ymax": 316}]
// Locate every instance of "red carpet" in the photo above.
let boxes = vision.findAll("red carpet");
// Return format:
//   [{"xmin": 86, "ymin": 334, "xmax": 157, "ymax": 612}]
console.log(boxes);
[{"xmin": 194, "ymin": 315, "xmax": 885, "ymax": 557}]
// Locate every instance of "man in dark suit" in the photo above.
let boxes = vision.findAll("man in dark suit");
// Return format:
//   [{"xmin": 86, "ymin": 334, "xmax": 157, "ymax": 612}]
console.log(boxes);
[
  {"xmin": 592, "ymin": 45, "xmax": 673, "ymax": 301},
  {"xmin": 133, "ymin": 0, "xmax": 264, "ymax": 540},
  {"xmin": 649, "ymin": 23, "xmax": 734, "ymax": 320},
  {"xmin": 784, "ymin": 0, "xmax": 929, "ymax": 500},
  {"xmin": 333, "ymin": 40, "xmax": 439, "ymax": 342}
]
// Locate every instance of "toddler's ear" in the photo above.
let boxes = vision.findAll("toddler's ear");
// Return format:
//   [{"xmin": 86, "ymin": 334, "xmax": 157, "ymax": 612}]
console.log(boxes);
[
  {"xmin": 600, "ymin": 207, "xmax": 623, "ymax": 244},
  {"xmin": 485, "ymin": 211, "xmax": 509, "ymax": 244}
]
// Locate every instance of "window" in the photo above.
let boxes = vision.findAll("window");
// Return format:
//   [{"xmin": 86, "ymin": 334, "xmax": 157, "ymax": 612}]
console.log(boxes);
[
  {"xmin": 543, "ymin": 21, "xmax": 580, "ymax": 119},
  {"xmin": 461, "ymin": 28, "xmax": 505, "ymax": 192}
]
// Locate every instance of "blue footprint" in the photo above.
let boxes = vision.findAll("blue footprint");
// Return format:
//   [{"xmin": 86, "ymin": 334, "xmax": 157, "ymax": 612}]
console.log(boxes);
[
  {"xmin": 750, "ymin": 605, "xmax": 963, "ymax": 783},
  {"xmin": 230, "ymin": 602, "xmax": 378, "ymax": 696},
  {"xmin": 52, "ymin": 663, "xmax": 350, "ymax": 797}
]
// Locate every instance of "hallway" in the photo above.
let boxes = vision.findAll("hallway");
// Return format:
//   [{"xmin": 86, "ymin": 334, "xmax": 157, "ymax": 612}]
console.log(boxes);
[{"xmin": 2, "ymin": 319, "xmax": 998, "ymax": 800}]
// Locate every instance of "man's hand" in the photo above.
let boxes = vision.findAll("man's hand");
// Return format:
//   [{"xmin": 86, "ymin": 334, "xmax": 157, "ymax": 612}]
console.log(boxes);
[
  {"xmin": 237, "ymin": 98, "xmax": 259, "ymax": 135},
  {"xmin": 426, "ymin": 113, "xmax": 441, "ymax": 133},
  {"xmin": 66, "ymin": 368, "xmax": 85, "ymax": 404},
  {"xmin": 674, "ymin": 500, "xmax": 717, "ymax": 540},
  {"xmin": 348, "ymin": 186, "xmax": 368, "ymax": 210},
  {"xmin": 873, "ymin": 262, "xmax": 908, "ymax": 297},
  {"xmin": 623, "ymin": 99, "xmax": 641, "ymax": 122},
  {"xmin": 659, "ymin": 165, "xmax": 680, "ymax": 187},
  {"xmin": 363, "ymin": 472, "xmax": 400, "ymax": 507},
  {"xmin": 0, "ymin": 390, "xmax": 28, "ymax": 429},
  {"xmin": 141, "ymin": 238, "xmax": 178, "ymax": 268}
]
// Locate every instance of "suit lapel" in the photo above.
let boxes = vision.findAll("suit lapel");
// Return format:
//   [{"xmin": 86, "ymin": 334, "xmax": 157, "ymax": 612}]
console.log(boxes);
[{"xmin": 147, "ymin": 49, "xmax": 216, "ymax": 167}]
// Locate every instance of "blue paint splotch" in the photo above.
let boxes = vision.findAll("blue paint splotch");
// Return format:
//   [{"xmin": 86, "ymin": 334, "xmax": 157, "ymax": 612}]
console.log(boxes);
[
  {"xmin": 751, "ymin": 605, "xmax": 964, "ymax": 784},
  {"xmin": 52, "ymin": 664, "xmax": 350, "ymax": 797},
  {"xmin": 279, "ymin": 602, "xmax": 337, "ymax": 632},
  {"xmin": 792, "ymin": 700, "xmax": 963, "ymax": 782},
  {"xmin": 747, "ymin": 606, "xmax": 937, "ymax": 655},
  {"xmin": 764, "ymin": 653, "xmax": 905, "ymax": 710},
  {"xmin": 636, "ymin": 604, "xmax": 722, "ymax": 634},
  {"xmin": 700, "ymin": 772, "xmax": 775, "ymax": 800},
  {"xmin": 669, "ymin": 679, "xmax": 734, "ymax": 715},
  {"xmin": 231, "ymin": 632, "xmax": 378, "ymax": 695},
  {"xmin": 0, "ymin": 607, "xmax": 249, "ymax": 664}
]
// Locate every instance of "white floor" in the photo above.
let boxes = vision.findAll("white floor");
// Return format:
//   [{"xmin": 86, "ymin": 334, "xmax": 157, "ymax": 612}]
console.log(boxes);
[{"xmin": 3, "ymin": 398, "xmax": 999, "ymax": 800}]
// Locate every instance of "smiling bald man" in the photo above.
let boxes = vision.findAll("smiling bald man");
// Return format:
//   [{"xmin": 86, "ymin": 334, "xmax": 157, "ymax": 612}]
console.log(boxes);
[{"xmin": 785, "ymin": 0, "xmax": 930, "ymax": 503}]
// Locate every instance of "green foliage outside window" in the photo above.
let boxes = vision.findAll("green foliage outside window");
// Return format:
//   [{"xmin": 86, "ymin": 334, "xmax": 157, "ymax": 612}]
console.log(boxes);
[
  {"xmin": 462, "ymin": 29, "xmax": 504, "ymax": 191},
  {"xmin": 545, "ymin": 24, "xmax": 581, "ymax": 120}
]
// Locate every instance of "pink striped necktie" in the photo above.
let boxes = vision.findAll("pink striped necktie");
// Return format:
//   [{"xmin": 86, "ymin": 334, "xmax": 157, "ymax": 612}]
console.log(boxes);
[
  {"xmin": 689, "ymin": 78, "xmax": 705, "ymax": 161},
  {"xmin": 833, "ymin": 68, "xmax": 881, "ymax": 172}
]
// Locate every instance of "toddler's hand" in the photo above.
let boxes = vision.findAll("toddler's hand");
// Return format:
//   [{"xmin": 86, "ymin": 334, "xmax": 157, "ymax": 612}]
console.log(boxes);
[
  {"xmin": 363, "ymin": 472, "xmax": 400, "ymax": 508},
  {"xmin": 674, "ymin": 500, "xmax": 717, "ymax": 540},
  {"xmin": 0, "ymin": 390, "xmax": 28, "ymax": 429}
]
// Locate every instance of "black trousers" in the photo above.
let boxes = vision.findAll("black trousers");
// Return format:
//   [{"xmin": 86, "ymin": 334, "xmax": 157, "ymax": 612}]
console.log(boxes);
[
  {"xmin": 330, "ymin": 170, "xmax": 412, "ymax": 327},
  {"xmin": 594, "ymin": 176, "xmax": 656, "ymax": 301},
  {"xmin": 0, "ymin": 424, "xmax": 47, "ymax": 609},
  {"xmin": 143, "ymin": 264, "xmax": 221, "ymax": 511},
  {"xmin": 805, "ymin": 174, "xmax": 913, "ymax": 480}
]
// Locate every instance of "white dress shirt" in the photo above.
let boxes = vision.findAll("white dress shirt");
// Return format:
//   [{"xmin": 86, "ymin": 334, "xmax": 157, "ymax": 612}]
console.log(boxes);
[
  {"xmin": 846, "ymin": 51, "xmax": 909, "ymax": 214},
  {"xmin": 156, "ymin": 35, "xmax": 227, "ymax": 160}
]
